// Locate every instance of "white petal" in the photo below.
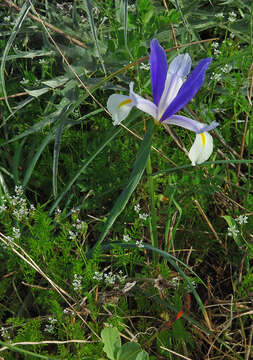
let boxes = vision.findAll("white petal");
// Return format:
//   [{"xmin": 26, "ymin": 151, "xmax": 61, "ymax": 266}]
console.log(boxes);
[
  {"xmin": 107, "ymin": 94, "xmax": 133, "ymax": 125},
  {"xmin": 163, "ymin": 115, "xmax": 219, "ymax": 133},
  {"xmin": 158, "ymin": 54, "xmax": 192, "ymax": 119},
  {"xmin": 129, "ymin": 82, "xmax": 157, "ymax": 119},
  {"xmin": 168, "ymin": 53, "xmax": 192, "ymax": 78},
  {"xmin": 188, "ymin": 132, "xmax": 213, "ymax": 166},
  {"xmin": 158, "ymin": 73, "xmax": 183, "ymax": 119}
]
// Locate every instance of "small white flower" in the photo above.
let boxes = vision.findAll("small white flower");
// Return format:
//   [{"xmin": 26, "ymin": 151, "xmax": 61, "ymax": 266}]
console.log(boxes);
[
  {"xmin": 134, "ymin": 203, "xmax": 141, "ymax": 213},
  {"xmin": 72, "ymin": 274, "xmax": 83, "ymax": 291},
  {"xmin": 228, "ymin": 11, "xmax": 236, "ymax": 23},
  {"xmin": 4, "ymin": 16, "xmax": 11, "ymax": 22},
  {"xmin": 140, "ymin": 62, "xmax": 150, "ymax": 71},
  {"xmin": 69, "ymin": 230, "xmax": 77, "ymax": 240},
  {"xmin": 213, "ymin": 49, "xmax": 221, "ymax": 56},
  {"xmin": 230, "ymin": 32, "xmax": 235, "ymax": 39},
  {"xmin": 12, "ymin": 227, "xmax": 20, "ymax": 239},
  {"xmin": 0, "ymin": 326, "xmax": 10, "ymax": 339},
  {"xmin": 48, "ymin": 317, "xmax": 57, "ymax": 324},
  {"xmin": 235, "ymin": 215, "xmax": 248, "ymax": 225},
  {"xmin": 228, "ymin": 225, "xmax": 239, "ymax": 237},
  {"xmin": 44, "ymin": 324, "xmax": 54, "ymax": 333},
  {"xmin": 136, "ymin": 240, "xmax": 144, "ymax": 248},
  {"xmin": 211, "ymin": 42, "xmax": 219, "ymax": 49},
  {"xmin": 39, "ymin": 58, "xmax": 46, "ymax": 64},
  {"xmin": 211, "ymin": 73, "xmax": 222, "ymax": 82},
  {"xmin": 104, "ymin": 272, "xmax": 116, "ymax": 285},
  {"xmin": 0, "ymin": 204, "xmax": 7, "ymax": 213},
  {"xmin": 139, "ymin": 213, "xmax": 148, "ymax": 221},
  {"xmin": 93, "ymin": 271, "xmax": 103, "ymax": 281},
  {"xmin": 127, "ymin": 4, "xmax": 136, "ymax": 12},
  {"xmin": 215, "ymin": 13, "xmax": 224, "ymax": 19},
  {"xmin": 123, "ymin": 234, "xmax": 131, "ymax": 242},
  {"xmin": 221, "ymin": 64, "xmax": 232, "ymax": 73}
]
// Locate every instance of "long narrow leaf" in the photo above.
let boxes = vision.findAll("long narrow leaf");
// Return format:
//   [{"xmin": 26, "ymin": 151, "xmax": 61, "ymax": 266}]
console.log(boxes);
[
  {"xmin": 93, "ymin": 120, "xmax": 154, "ymax": 250},
  {"xmin": 0, "ymin": 0, "xmax": 31, "ymax": 117},
  {"xmin": 49, "ymin": 113, "xmax": 139, "ymax": 215},
  {"xmin": 53, "ymin": 121, "xmax": 66, "ymax": 198},
  {"xmin": 85, "ymin": 0, "xmax": 106, "ymax": 75}
]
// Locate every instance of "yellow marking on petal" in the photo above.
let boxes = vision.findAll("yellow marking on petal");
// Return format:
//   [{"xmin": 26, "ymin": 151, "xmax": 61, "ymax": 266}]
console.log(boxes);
[
  {"xmin": 201, "ymin": 133, "xmax": 206, "ymax": 147},
  {"xmin": 117, "ymin": 98, "xmax": 132, "ymax": 108}
]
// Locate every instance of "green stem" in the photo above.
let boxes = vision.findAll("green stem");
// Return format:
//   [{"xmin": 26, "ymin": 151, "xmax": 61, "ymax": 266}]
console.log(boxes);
[{"xmin": 146, "ymin": 155, "xmax": 158, "ymax": 263}]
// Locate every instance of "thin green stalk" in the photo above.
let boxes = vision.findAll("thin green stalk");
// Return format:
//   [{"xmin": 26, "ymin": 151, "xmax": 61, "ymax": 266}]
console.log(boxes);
[{"xmin": 146, "ymin": 155, "xmax": 158, "ymax": 263}]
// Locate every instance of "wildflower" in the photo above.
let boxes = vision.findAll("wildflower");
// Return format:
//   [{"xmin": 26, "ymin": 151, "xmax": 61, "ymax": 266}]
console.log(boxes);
[
  {"xmin": 215, "ymin": 13, "xmax": 224, "ymax": 19},
  {"xmin": 235, "ymin": 215, "xmax": 248, "ymax": 225},
  {"xmin": 213, "ymin": 49, "xmax": 221, "ymax": 56},
  {"xmin": 230, "ymin": 32, "xmax": 235, "ymax": 39},
  {"xmin": 221, "ymin": 64, "xmax": 232, "ymax": 73},
  {"xmin": 93, "ymin": 271, "xmax": 104, "ymax": 281},
  {"xmin": 4, "ymin": 16, "xmax": 11, "ymax": 22},
  {"xmin": 107, "ymin": 39, "xmax": 218, "ymax": 165},
  {"xmin": 44, "ymin": 324, "xmax": 54, "ymax": 333},
  {"xmin": 0, "ymin": 204, "xmax": 7, "ymax": 213},
  {"xmin": 12, "ymin": 227, "xmax": 20, "ymax": 239},
  {"xmin": 211, "ymin": 73, "xmax": 222, "ymax": 82},
  {"xmin": 228, "ymin": 11, "xmax": 236, "ymax": 23},
  {"xmin": 139, "ymin": 213, "xmax": 148, "ymax": 220},
  {"xmin": 69, "ymin": 230, "xmax": 77, "ymax": 240},
  {"xmin": 104, "ymin": 272, "xmax": 116, "ymax": 285},
  {"xmin": 211, "ymin": 42, "xmax": 219, "ymax": 49},
  {"xmin": 140, "ymin": 62, "xmax": 150, "ymax": 71},
  {"xmin": 123, "ymin": 234, "xmax": 131, "ymax": 242},
  {"xmin": 136, "ymin": 240, "xmax": 144, "ymax": 248},
  {"xmin": 72, "ymin": 274, "xmax": 83, "ymax": 291},
  {"xmin": 134, "ymin": 203, "xmax": 141, "ymax": 213},
  {"xmin": 0, "ymin": 326, "xmax": 10, "ymax": 339},
  {"xmin": 228, "ymin": 225, "xmax": 239, "ymax": 237}
]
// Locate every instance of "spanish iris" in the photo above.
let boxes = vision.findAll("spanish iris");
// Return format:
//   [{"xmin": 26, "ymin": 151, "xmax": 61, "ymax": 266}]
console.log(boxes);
[{"xmin": 107, "ymin": 39, "xmax": 218, "ymax": 165}]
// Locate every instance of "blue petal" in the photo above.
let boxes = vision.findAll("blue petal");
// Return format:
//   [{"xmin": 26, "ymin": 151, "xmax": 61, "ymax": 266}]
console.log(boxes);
[
  {"xmin": 149, "ymin": 39, "xmax": 168, "ymax": 106},
  {"xmin": 160, "ymin": 58, "xmax": 212, "ymax": 122}
]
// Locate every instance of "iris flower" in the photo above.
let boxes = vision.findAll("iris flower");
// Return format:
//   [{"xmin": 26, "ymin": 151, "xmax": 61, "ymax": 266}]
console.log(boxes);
[{"xmin": 107, "ymin": 39, "xmax": 218, "ymax": 165}]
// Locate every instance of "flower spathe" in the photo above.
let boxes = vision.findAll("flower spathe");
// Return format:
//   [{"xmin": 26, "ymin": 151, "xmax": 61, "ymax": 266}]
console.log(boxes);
[{"xmin": 107, "ymin": 39, "xmax": 219, "ymax": 165}]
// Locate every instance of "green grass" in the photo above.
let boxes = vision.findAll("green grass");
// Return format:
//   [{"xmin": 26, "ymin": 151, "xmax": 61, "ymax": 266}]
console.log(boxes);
[{"xmin": 0, "ymin": 0, "xmax": 252, "ymax": 359}]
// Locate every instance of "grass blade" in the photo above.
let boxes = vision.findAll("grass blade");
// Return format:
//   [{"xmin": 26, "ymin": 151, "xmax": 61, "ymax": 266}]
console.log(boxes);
[
  {"xmin": 93, "ymin": 120, "xmax": 154, "ymax": 250},
  {"xmin": 85, "ymin": 0, "xmax": 106, "ymax": 75},
  {"xmin": 0, "ymin": 0, "xmax": 31, "ymax": 117}
]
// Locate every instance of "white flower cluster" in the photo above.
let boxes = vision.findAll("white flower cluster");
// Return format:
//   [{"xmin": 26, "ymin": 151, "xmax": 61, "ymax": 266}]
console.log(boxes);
[
  {"xmin": 136, "ymin": 240, "xmax": 144, "ymax": 248},
  {"xmin": 12, "ymin": 227, "xmax": 20, "ymax": 239},
  {"xmin": 44, "ymin": 317, "xmax": 57, "ymax": 333},
  {"xmin": 93, "ymin": 270, "xmax": 127, "ymax": 285},
  {"xmin": 4, "ymin": 16, "xmax": 11, "ymax": 22},
  {"xmin": 228, "ymin": 11, "xmax": 236, "ymax": 23},
  {"xmin": 221, "ymin": 64, "xmax": 232, "ymax": 73},
  {"xmin": 20, "ymin": 77, "xmax": 29, "ymax": 85},
  {"xmin": 228, "ymin": 225, "xmax": 239, "ymax": 237},
  {"xmin": 72, "ymin": 274, "xmax": 83, "ymax": 291},
  {"xmin": 134, "ymin": 203, "xmax": 141, "ymax": 213},
  {"xmin": 140, "ymin": 63, "xmax": 150, "ymax": 71},
  {"xmin": 0, "ymin": 326, "xmax": 10, "ymax": 339},
  {"xmin": 123, "ymin": 234, "xmax": 131, "ymax": 242},
  {"xmin": 215, "ymin": 13, "xmax": 224, "ymax": 19},
  {"xmin": 134, "ymin": 203, "xmax": 149, "ymax": 221},
  {"xmin": 69, "ymin": 230, "xmax": 78, "ymax": 240},
  {"xmin": 210, "ymin": 72, "xmax": 222, "ymax": 82},
  {"xmin": 235, "ymin": 215, "xmax": 248, "ymax": 225},
  {"xmin": 0, "ymin": 186, "xmax": 35, "ymax": 220},
  {"xmin": 227, "ymin": 215, "xmax": 248, "ymax": 237}
]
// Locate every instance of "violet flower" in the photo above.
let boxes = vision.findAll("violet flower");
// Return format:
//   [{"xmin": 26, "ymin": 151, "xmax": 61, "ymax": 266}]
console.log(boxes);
[{"xmin": 107, "ymin": 39, "xmax": 218, "ymax": 165}]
